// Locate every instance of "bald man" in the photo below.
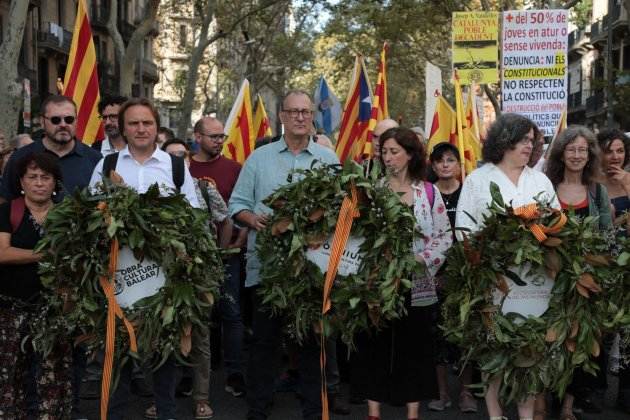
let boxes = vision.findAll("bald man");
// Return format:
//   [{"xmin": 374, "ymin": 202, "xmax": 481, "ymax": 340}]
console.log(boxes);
[{"xmin": 372, "ymin": 118, "xmax": 398, "ymax": 159}]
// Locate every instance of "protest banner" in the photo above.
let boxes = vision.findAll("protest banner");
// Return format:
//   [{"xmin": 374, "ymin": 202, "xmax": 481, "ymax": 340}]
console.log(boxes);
[
  {"xmin": 501, "ymin": 9, "xmax": 568, "ymax": 136},
  {"xmin": 452, "ymin": 11, "xmax": 499, "ymax": 85}
]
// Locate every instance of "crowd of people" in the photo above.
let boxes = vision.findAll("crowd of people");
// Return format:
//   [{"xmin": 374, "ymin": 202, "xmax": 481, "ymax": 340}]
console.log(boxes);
[{"xmin": 0, "ymin": 89, "xmax": 629, "ymax": 420}]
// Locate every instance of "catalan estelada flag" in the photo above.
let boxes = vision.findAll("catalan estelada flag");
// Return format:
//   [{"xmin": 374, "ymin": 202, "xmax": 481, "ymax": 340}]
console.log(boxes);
[
  {"xmin": 63, "ymin": 0, "xmax": 104, "ymax": 144},
  {"xmin": 426, "ymin": 95, "xmax": 457, "ymax": 153},
  {"xmin": 223, "ymin": 79, "xmax": 254, "ymax": 164},
  {"xmin": 363, "ymin": 43, "xmax": 389, "ymax": 158},
  {"xmin": 253, "ymin": 94, "xmax": 272, "ymax": 140},
  {"xmin": 335, "ymin": 55, "xmax": 373, "ymax": 163}
]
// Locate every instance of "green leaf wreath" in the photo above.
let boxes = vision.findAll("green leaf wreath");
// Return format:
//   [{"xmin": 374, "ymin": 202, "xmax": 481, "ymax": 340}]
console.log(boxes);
[
  {"xmin": 31, "ymin": 183, "xmax": 223, "ymax": 385},
  {"xmin": 256, "ymin": 161, "xmax": 421, "ymax": 346},
  {"xmin": 442, "ymin": 183, "xmax": 629, "ymax": 403}
]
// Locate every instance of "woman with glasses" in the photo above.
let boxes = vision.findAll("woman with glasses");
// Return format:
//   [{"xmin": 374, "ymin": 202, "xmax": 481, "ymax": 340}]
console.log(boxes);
[
  {"xmin": 543, "ymin": 126, "xmax": 612, "ymax": 420},
  {"xmin": 456, "ymin": 114, "xmax": 559, "ymax": 420},
  {"xmin": 0, "ymin": 152, "xmax": 71, "ymax": 417}
]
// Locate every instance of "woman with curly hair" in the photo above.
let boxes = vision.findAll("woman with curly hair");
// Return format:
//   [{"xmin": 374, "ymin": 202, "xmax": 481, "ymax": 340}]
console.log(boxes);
[
  {"xmin": 543, "ymin": 125, "xmax": 612, "ymax": 420},
  {"xmin": 352, "ymin": 127, "xmax": 452, "ymax": 420},
  {"xmin": 456, "ymin": 113, "xmax": 559, "ymax": 420}
]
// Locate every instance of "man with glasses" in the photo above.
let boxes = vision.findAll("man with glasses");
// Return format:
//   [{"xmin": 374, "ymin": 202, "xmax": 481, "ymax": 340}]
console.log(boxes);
[
  {"xmin": 92, "ymin": 95, "xmax": 128, "ymax": 156},
  {"xmin": 190, "ymin": 116, "xmax": 249, "ymax": 399},
  {"xmin": 0, "ymin": 95, "xmax": 102, "ymax": 204},
  {"xmin": 229, "ymin": 90, "xmax": 339, "ymax": 420}
]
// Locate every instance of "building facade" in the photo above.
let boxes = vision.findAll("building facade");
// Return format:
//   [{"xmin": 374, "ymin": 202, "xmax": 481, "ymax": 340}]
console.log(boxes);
[
  {"xmin": 567, "ymin": 0, "xmax": 630, "ymax": 130},
  {"xmin": 0, "ymin": 0, "xmax": 158, "ymax": 129}
]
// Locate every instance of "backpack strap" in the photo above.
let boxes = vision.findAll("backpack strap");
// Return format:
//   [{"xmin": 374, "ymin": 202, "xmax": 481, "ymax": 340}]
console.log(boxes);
[
  {"xmin": 170, "ymin": 154, "xmax": 185, "ymax": 193},
  {"xmin": 198, "ymin": 180, "xmax": 211, "ymax": 209},
  {"xmin": 102, "ymin": 152, "xmax": 119, "ymax": 180},
  {"xmin": 424, "ymin": 181, "xmax": 435, "ymax": 209},
  {"xmin": 10, "ymin": 196, "xmax": 26, "ymax": 233}
]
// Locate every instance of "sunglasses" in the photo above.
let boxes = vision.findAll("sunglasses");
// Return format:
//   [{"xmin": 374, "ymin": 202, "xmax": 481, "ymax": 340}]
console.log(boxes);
[
  {"xmin": 44, "ymin": 115, "xmax": 76, "ymax": 125},
  {"xmin": 168, "ymin": 151, "xmax": 188, "ymax": 158}
]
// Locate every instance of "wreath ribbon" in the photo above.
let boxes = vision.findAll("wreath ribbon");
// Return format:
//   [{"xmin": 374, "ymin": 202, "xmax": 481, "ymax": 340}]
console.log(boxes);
[
  {"xmin": 320, "ymin": 185, "xmax": 360, "ymax": 420},
  {"xmin": 513, "ymin": 203, "xmax": 567, "ymax": 242},
  {"xmin": 97, "ymin": 203, "xmax": 138, "ymax": 420}
]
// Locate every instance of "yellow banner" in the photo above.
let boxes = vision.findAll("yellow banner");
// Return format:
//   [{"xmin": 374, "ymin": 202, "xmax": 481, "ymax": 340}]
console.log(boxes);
[{"xmin": 452, "ymin": 11, "xmax": 499, "ymax": 85}]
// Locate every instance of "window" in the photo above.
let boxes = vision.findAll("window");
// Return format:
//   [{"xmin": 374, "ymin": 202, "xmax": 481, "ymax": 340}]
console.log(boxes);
[{"xmin": 179, "ymin": 25, "xmax": 187, "ymax": 49}]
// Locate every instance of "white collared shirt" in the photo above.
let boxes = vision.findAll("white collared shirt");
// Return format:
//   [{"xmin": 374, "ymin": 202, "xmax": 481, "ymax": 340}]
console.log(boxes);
[
  {"xmin": 89, "ymin": 146, "xmax": 200, "ymax": 208},
  {"xmin": 99, "ymin": 136, "xmax": 117, "ymax": 156},
  {"xmin": 455, "ymin": 163, "xmax": 559, "ymax": 235}
]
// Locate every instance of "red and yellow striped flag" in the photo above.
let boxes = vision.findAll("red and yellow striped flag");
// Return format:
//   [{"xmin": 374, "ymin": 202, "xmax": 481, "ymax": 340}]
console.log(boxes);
[
  {"xmin": 253, "ymin": 94, "xmax": 272, "ymax": 140},
  {"xmin": 335, "ymin": 55, "xmax": 373, "ymax": 163},
  {"xmin": 363, "ymin": 43, "xmax": 389, "ymax": 158},
  {"xmin": 63, "ymin": 0, "xmax": 104, "ymax": 144},
  {"xmin": 223, "ymin": 79, "xmax": 255, "ymax": 164}
]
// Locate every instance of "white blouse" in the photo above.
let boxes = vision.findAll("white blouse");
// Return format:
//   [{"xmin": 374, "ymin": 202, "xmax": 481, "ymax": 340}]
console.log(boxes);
[{"xmin": 455, "ymin": 163, "xmax": 559, "ymax": 236}]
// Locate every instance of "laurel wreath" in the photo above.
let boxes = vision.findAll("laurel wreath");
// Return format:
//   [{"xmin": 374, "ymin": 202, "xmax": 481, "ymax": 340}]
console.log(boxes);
[
  {"xmin": 441, "ymin": 183, "xmax": 630, "ymax": 403},
  {"xmin": 256, "ymin": 162, "xmax": 421, "ymax": 346},
  {"xmin": 31, "ymin": 183, "xmax": 223, "ymax": 385}
]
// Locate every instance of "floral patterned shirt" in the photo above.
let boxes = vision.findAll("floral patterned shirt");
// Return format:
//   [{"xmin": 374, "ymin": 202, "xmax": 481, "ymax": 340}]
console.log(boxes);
[{"xmin": 410, "ymin": 182, "xmax": 452, "ymax": 306}]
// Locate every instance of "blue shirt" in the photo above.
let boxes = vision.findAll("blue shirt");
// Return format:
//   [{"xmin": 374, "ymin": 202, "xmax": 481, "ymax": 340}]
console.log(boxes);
[
  {"xmin": 0, "ymin": 139, "xmax": 102, "ymax": 202},
  {"xmin": 228, "ymin": 137, "xmax": 339, "ymax": 287}
]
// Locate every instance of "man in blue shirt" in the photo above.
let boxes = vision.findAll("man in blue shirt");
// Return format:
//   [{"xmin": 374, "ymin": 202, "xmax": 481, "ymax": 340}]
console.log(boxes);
[
  {"xmin": 0, "ymin": 95, "xmax": 102, "ymax": 204},
  {"xmin": 229, "ymin": 90, "xmax": 339, "ymax": 420}
]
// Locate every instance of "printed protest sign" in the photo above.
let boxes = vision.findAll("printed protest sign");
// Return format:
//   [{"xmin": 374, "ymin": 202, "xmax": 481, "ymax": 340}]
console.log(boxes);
[
  {"xmin": 493, "ymin": 263, "xmax": 553, "ymax": 320},
  {"xmin": 452, "ymin": 11, "xmax": 499, "ymax": 85},
  {"xmin": 501, "ymin": 9, "xmax": 568, "ymax": 136},
  {"xmin": 114, "ymin": 246, "xmax": 166, "ymax": 308},
  {"xmin": 305, "ymin": 236, "xmax": 365, "ymax": 277}
]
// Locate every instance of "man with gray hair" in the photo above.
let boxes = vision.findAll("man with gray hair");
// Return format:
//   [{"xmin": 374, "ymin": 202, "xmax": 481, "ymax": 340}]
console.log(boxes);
[
  {"xmin": 229, "ymin": 89, "xmax": 339, "ymax": 420},
  {"xmin": 371, "ymin": 118, "xmax": 398, "ymax": 159}
]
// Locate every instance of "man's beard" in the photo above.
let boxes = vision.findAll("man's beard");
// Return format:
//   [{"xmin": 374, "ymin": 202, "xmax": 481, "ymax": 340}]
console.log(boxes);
[
  {"xmin": 47, "ymin": 129, "xmax": 73, "ymax": 145},
  {"xmin": 202, "ymin": 143, "xmax": 220, "ymax": 158},
  {"xmin": 104, "ymin": 125, "xmax": 120, "ymax": 139}
]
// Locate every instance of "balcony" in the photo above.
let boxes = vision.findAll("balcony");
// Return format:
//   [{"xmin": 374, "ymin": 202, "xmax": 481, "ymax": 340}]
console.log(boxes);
[
  {"xmin": 38, "ymin": 22, "xmax": 72, "ymax": 55},
  {"xmin": 568, "ymin": 26, "xmax": 591, "ymax": 53},
  {"xmin": 142, "ymin": 59, "xmax": 159, "ymax": 82},
  {"xmin": 568, "ymin": 91, "xmax": 583, "ymax": 110},
  {"xmin": 91, "ymin": 5, "xmax": 109, "ymax": 29},
  {"xmin": 586, "ymin": 91, "xmax": 606, "ymax": 115}
]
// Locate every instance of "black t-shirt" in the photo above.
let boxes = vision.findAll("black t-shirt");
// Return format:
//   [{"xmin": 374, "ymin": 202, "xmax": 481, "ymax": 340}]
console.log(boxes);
[
  {"xmin": 0, "ymin": 202, "xmax": 44, "ymax": 302},
  {"xmin": 440, "ymin": 185, "xmax": 462, "ymax": 235}
]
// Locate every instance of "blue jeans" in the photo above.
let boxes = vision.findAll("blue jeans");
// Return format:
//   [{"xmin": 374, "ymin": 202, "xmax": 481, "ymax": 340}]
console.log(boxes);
[
  {"xmin": 220, "ymin": 254, "xmax": 245, "ymax": 376},
  {"xmin": 108, "ymin": 357, "xmax": 179, "ymax": 420}
]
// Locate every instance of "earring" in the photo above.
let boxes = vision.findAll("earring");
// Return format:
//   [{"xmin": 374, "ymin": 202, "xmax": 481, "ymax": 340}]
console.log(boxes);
[
  {"xmin": 52, "ymin": 191, "xmax": 57, "ymax": 196},
  {"xmin": 20, "ymin": 190, "xmax": 24, "ymax": 195}
]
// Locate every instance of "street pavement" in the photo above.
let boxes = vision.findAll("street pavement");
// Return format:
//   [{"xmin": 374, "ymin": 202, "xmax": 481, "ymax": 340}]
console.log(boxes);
[{"xmin": 80, "ymin": 368, "xmax": 630, "ymax": 419}]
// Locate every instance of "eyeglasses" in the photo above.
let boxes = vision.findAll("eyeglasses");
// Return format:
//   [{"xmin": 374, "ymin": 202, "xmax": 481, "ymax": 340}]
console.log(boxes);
[
  {"xmin": 43, "ymin": 115, "xmax": 75, "ymax": 125},
  {"xmin": 100, "ymin": 114, "xmax": 118, "ymax": 121},
  {"xmin": 282, "ymin": 109, "xmax": 313, "ymax": 119},
  {"xmin": 199, "ymin": 132, "xmax": 226, "ymax": 141}
]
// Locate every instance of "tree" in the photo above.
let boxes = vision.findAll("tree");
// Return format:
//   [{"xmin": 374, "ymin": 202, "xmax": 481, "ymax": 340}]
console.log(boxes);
[
  {"xmin": 107, "ymin": 0, "xmax": 161, "ymax": 97},
  {"xmin": 0, "ymin": 1, "xmax": 30, "ymax": 138}
]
